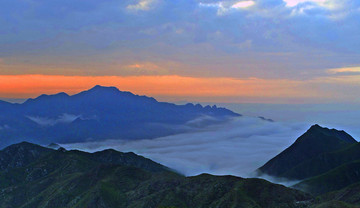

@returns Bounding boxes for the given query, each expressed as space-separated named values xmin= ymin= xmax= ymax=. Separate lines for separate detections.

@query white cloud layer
xmin=28 ymin=113 xmax=80 ymax=126
xmin=61 ymin=116 xmax=309 ymax=178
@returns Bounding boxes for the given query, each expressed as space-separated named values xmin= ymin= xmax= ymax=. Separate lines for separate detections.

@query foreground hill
xmin=0 ymin=85 xmax=240 ymax=148
xmin=317 ymin=182 xmax=360 ymax=206
xmin=255 ymin=124 xmax=360 ymax=206
xmin=0 ymin=142 xmax=312 ymax=208
xmin=293 ymin=159 xmax=360 ymax=195
xmin=257 ymin=124 xmax=357 ymax=180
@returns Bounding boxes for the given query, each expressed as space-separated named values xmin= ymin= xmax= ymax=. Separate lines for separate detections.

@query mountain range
xmin=0 ymin=85 xmax=239 ymax=148
xmin=0 ymin=142 xmax=312 ymax=208
xmin=3 ymin=87 xmax=360 ymax=207
xmin=2 ymin=125 xmax=360 ymax=207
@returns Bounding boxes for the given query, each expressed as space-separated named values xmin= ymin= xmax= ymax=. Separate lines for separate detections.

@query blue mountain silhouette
xmin=0 ymin=85 xmax=240 ymax=147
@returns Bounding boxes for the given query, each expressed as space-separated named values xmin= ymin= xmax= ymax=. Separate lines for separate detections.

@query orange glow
xmin=0 ymin=74 xmax=324 ymax=102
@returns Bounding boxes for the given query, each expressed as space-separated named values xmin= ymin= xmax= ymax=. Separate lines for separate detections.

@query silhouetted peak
xmin=307 ymin=124 xmax=337 ymax=134
xmin=96 ymin=149 xmax=119 ymax=154
xmin=38 ymin=92 xmax=69 ymax=99
xmin=76 ymin=85 xmax=137 ymax=99
xmin=24 ymin=92 xmax=69 ymax=104
xmin=89 ymin=85 xmax=120 ymax=92
xmin=304 ymin=124 xmax=356 ymax=144
xmin=57 ymin=147 xmax=67 ymax=152
xmin=0 ymin=100 xmax=13 ymax=106
xmin=3 ymin=141 xmax=42 ymax=150
xmin=308 ymin=124 xmax=323 ymax=131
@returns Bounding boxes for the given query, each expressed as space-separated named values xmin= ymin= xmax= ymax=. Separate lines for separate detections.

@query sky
xmin=1 ymin=0 xmax=360 ymax=103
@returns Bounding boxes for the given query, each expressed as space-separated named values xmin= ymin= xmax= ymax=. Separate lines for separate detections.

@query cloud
xmin=0 ymin=0 xmax=360 ymax=97
xmin=282 ymin=0 xmax=353 ymax=19
xmin=198 ymin=0 xmax=354 ymax=19
xmin=283 ymin=0 xmax=342 ymax=10
xmin=327 ymin=66 xmax=360 ymax=75
xmin=123 ymin=62 xmax=169 ymax=75
xmin=127 ymin=0 xmax=159 ymax=11
xmin=284 ymin=0 xmax=326 ymax=7
xmin=237 ymin=39 xmax=253 ymax=49
xmin=0 ymin=125 xmax=9 ymax=131
xmin=199 ymin=1 xmax=255 ymax=15
xmin=232 ymin=1 xmax=256 ymax=9
xmin=61 ymin=116 xmax=309 ymax=179
xmin=28 ymin=113 xmax=80 ymax=126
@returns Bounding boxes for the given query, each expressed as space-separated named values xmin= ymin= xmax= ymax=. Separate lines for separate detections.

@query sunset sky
xmin=1 ymin=0 xmax=360 ymax=103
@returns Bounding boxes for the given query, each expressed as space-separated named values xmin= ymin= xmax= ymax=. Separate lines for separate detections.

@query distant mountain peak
xmin=0 ymin=141 xmax=53 ymax=171
xmin=38 ymin=92 xmax=70 ymax=99
xmin=0 ymin=85 xmax=239 ymax=147
xmin=24 ymin=92 xmax=70 ymax=104
xmin=89 ymin=85 xmax=120 ymax=92
xmin=75 ymin=85 xmax=138 ymax=99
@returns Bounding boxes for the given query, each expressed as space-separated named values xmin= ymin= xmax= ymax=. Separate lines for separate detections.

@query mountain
xmin=0 ymin=85 xmax=240 ymax=148
xmin=317 ymin=182 xmax=360 ymax=206
xmin=0 ymin=142 xmax=313 ymax=208
xmin=293 ymin=160 xmax=360 ymax=196
xmin=289 ymin=142 xmax=360 ymax=196
xmin=0 ymin=142 xmax=53 ymax=171
xmin=281 ymin=142 xmax=360 ymax=182
xmin=254 ymin=124 xmax=360 ymax=206
xmin=257 ymin=124 xmax=357 ymax=180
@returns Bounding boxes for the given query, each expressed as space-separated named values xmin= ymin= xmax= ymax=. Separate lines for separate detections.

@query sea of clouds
xmin=61 ymin=116 xmax=310 ymax=179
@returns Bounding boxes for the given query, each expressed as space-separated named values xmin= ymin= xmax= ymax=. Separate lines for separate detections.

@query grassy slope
xmin=0 ymin=144 xmax=312 ymax=208
xmin=282 ymin=143 xmax=360 ymax=180
xmin=293 ymin=160 xmax=360 ymax=196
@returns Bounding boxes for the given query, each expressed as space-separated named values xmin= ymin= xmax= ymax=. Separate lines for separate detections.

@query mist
xmin=61 ymin=116 xmax=310 ymax=179
xmin=27 ymin=113 xmax=80 ymax=126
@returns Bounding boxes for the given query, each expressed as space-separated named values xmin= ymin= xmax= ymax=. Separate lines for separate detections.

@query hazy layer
xmin=62 ymin=116 xmax=309 ymax=178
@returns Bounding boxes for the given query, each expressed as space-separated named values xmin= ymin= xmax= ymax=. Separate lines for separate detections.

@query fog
xmin=61 ymin=116 xmax=310 ymax=178
xmin=0 ymin=125 xmax=9 ymax=131
xmin=27 ymin=113 xmax=80 ymax=126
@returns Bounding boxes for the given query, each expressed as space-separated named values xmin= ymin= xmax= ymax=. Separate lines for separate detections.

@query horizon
xmin=2 ymin=1 xmax=360 ymax=206
xmin=2 ymin=83 xmax=360 ymax=105
xmin=2 ymin=84 xmax=360 ymax=141
xmin=0 ymin=0 xmax=360 ymax=104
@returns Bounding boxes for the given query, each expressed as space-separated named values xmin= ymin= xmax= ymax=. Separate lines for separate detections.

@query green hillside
xmin=282 ymin=143 xmax=360 ymax=180
xmin=0 ymin=142 xmax=312 ymax=208
xmin=293 ymin=160 xmax=360 ymax=196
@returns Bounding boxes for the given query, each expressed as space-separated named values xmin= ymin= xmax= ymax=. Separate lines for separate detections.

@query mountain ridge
xmin=0 ymin=85 xmax=240 ymax=148
xmin=257 ymin=124 xmax=357 ymax=180
xmin=0 ymin=141 xmax=313 ymax=208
